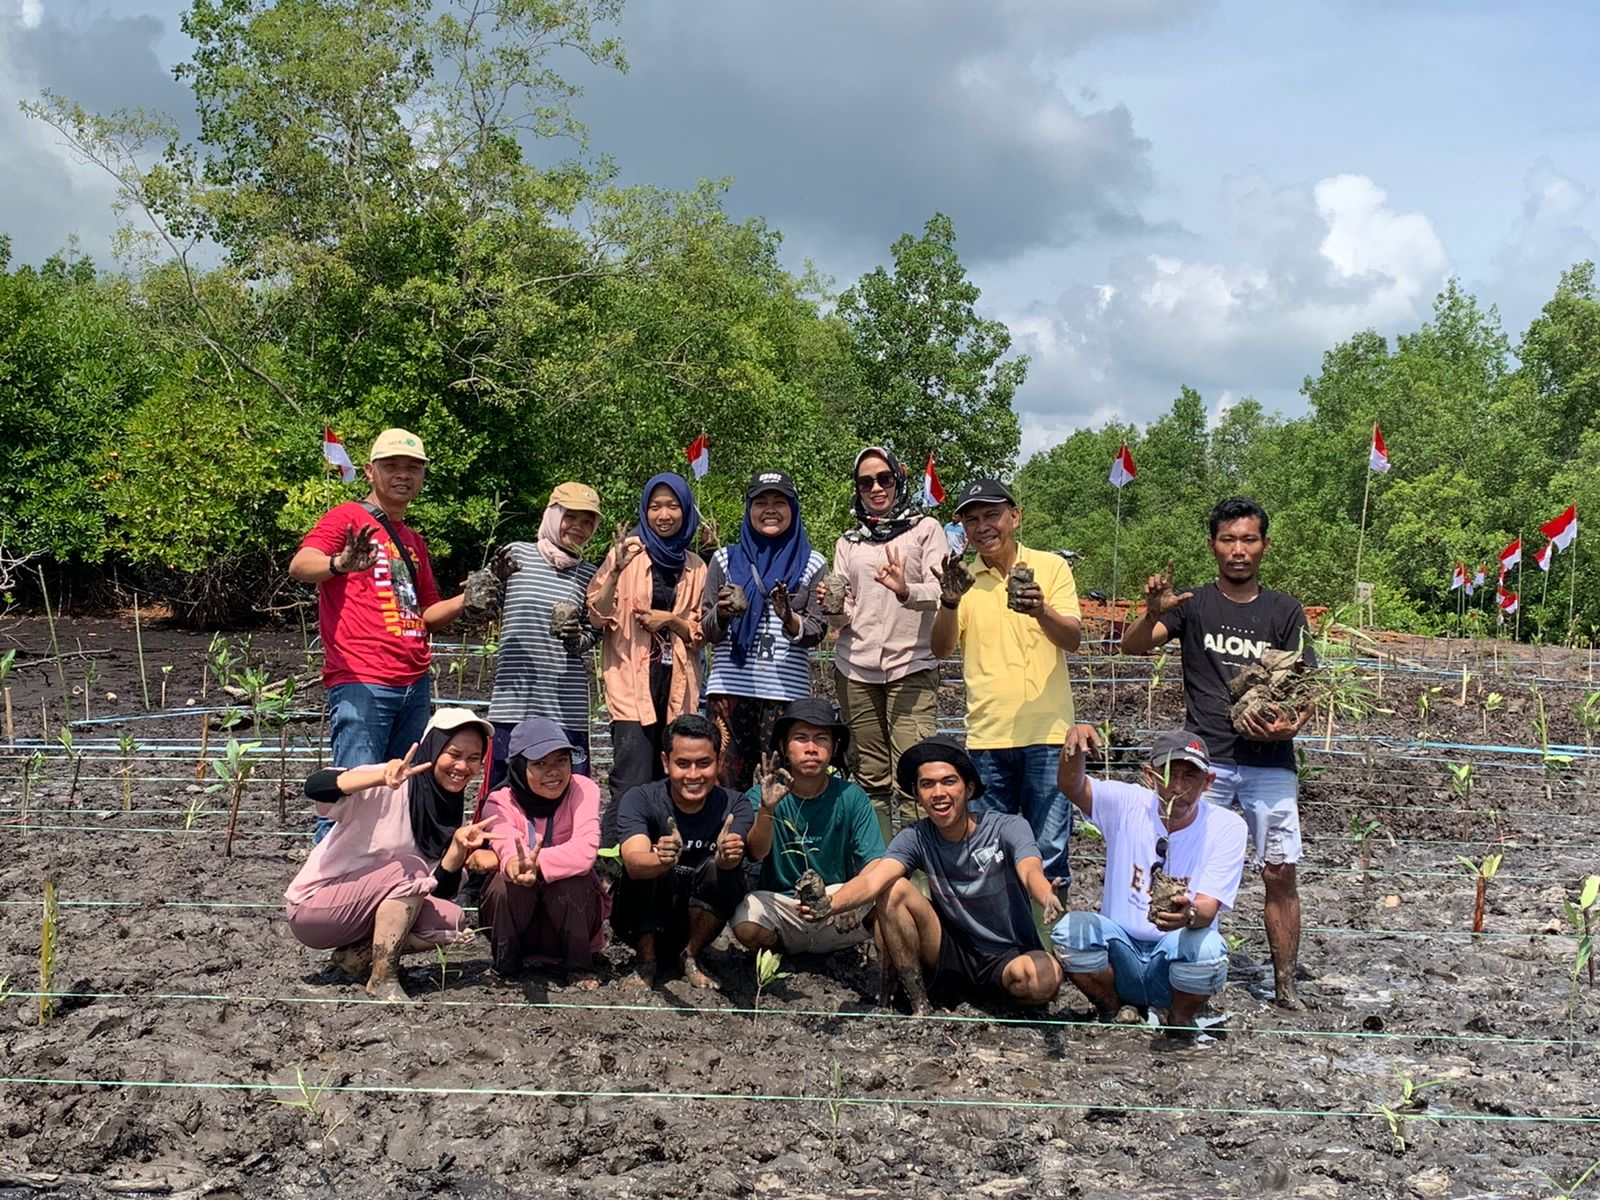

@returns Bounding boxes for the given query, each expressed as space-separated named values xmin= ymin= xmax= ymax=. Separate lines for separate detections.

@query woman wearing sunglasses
xmin=821 ymin=447 xmax=950 ymax=839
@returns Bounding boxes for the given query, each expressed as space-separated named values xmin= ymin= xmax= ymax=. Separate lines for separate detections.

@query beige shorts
xmin=731 ymin=886 xmax=873 ymax=955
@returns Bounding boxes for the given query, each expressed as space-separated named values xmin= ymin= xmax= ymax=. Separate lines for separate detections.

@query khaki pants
xmin=834 ymin=667 xmax=939 ymax=839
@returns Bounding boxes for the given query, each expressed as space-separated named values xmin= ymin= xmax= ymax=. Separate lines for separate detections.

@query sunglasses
xmin=1153 ymin=835 xmax=1170 ymax=875
xmin=855 ymin=470 xmax=897 ymax=491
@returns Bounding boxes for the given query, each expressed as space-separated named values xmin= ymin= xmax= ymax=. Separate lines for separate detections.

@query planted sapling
xmin=58 ymin=727 xmax=82 ymax=809
xmin=20 ymin=750 xmax=44 ymax=824
xmin=39 ymin=870 xmax=59 ymax=1026
xmin=1350 ymin=815 xmax=1382 ymax=887
xmin=754 ymin=947 xmax=791 ymax=1013
xmin=275 ymin=1065 xmax=349 ymax=1139
xmin=1449 ymin=763 xmax=1474 ymax=840
xmin=210 ymin=737 xmax=262 ymax=858
xmin=0 ymin=648 xmax=14 ymax=745
xmin=81 ymin=658 xmax=98 ymax=719
xmin=1480 ymin=691 xmax=1504 ymax=737
xmin=1456 ymin=853 xmax=1502 ymax=934
xmin=159 ymin=664 xmax=173 ymax=710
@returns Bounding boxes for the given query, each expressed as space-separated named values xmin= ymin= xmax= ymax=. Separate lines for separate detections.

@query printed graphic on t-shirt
xmin=1128 ymin=862 xmax=1190 ymax=898
xmin=372 ymin=536 xmax=425 ymax=639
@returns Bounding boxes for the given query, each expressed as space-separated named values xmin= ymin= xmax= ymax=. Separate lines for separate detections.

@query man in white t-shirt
xmin=1050 ymin=726 xmax=1246 ymax=1043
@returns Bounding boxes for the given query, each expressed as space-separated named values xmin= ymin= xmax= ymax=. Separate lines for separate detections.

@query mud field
xmin=1 ymin=613 xmax=1597 ymax=1199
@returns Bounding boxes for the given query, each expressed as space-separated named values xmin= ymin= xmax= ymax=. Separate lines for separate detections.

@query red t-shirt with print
xmin=299 ymin=501 xmax=441 ymax=687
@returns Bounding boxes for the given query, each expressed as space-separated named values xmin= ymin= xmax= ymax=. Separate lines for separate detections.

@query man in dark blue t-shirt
xmin=1120 ymin=496 xmax=1314 ymax=1010
xmin=615 ymin=714 xmax=754 ymax=990
xmin=800 ymin=736 xmax=1064 ymax=1014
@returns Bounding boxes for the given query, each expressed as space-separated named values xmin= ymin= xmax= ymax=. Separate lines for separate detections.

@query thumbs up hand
xmin=714 ymin=810 xmax=745 ymax=870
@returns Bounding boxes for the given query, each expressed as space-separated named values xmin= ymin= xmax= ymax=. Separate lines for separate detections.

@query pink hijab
xmin=537 ymin=505 xmax=580 ymax=570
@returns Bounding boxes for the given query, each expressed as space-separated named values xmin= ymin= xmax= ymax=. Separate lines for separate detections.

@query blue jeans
xmin=316 ymin=678 xmax=432 ymax=843
xmin=969 ymin=745 xmax=1073 ymax=889
xmin=1052 ymin=911 xmax=1228 ymax=1006
xmin=490 ymin=721 xmax=592 ymax=791
xmin=1204 ymin=763 xmax=1302 ymax=867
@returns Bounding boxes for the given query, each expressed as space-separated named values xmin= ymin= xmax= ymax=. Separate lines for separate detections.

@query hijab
xmin=637 ymin=472 xmax=700 ymax=574
xmin=408 ymin=724 xmax=486 ymax=862
xmin=537 ymin=504 xmax=580 ymax=571
xmin=506 ymin=754 xmax=571 ymax=828
xmin=727 ymin=488 xmax=815 ymax=665
xmin=842 ymin=446 xmax=926 ymax=544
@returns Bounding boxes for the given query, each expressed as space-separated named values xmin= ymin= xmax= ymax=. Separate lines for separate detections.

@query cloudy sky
xmin=5 ymin=0 xmax=1598 ymax=457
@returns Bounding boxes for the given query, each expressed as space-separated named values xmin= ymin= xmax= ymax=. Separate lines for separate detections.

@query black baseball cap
xmin=746 ymin=469 xmax=798 ymax=501
xmin=1147 ymin=730 xmax=1211 ymax=772
xmin=952 ymin=478 xmax=1017 ymax=514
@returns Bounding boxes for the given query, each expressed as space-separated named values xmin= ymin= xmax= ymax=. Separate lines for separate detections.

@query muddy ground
xmin=1 ymin=613 xmax=1598 ymax=1199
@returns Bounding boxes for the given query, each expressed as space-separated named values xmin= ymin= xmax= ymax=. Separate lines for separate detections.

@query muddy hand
xmin=336 ymin=523 xmax=380 ymax=574
xmin=799 ymin=893 xmax=833 ymax=923
xmin=1153 ymin=893 xmax=1194 ymax=932
xmin=934 ymin=552 xmax=974 ymax=606
xmin=383 ymin=742 xmax=432 ymax=789
xmin=755 ymin=751 xmax=792 ymax=812
xmin=714 ymin=812 xmax=744 ymax=868
xmin=612 ymin=522 xmax=643 ymax=571
xmin=768 ymin=582 xmax=793 ymax=624
xmin=1144 ymin=559 xmax=1194 ymax=617
xmin=490 ymin=545 xmax=522 ymax=582
xmin=656 ymin=817 xmax=683 ymax=865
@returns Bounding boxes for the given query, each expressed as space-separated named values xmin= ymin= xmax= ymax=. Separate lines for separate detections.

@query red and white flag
xmin=322 ymin=426 xmax=356 ymax=483
xmin=1449 ymin=562 xmax=1466 ymax=591
xmin=921 ymin=452 xmax=945 ymax=507
xmin=1369 ymin=423 xmax=1390 ymax=474
xmin=1498 ymin=538 xmax=1522 ymax=573
xmin=1497 ymin=585 xmax=1518 ymax=614
xmin=684 ymin=434 xmax=710 ymax=480
xmin=1535 ymin=541 xmax=1554 ymax=572
xmin=1109 ymin=443 xmax=1137 ymax=489
xmin=1473 ymin=565 xmax=1486 ymax=587
xmin=1540 ymin=504 xmax=1578 ymax=552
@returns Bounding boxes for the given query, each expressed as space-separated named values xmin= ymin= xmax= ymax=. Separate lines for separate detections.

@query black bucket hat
xmin=768 ymin=697 xmax=850 ymax=769
xmin=895 ymin=736 xmax=985 ymax=801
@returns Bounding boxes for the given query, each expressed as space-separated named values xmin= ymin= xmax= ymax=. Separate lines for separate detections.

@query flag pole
xmin=1353 ymin=469 xmax=1373 ymax=618
xmin=1110 ymin=482 xmax=1123 ymax=706
xmin=1570 ymin=538 xmax=1579 ymax=631
xmin=1515 ymin=551 xmax=1523 ymax=642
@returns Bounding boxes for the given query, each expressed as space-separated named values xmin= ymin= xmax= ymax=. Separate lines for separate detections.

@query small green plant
xmin=39 ymin=871 xmax=59 ymax=1027
xmin=117 ymin=732 xmax=139 ymax=811
xmin=58 ymin=727 xmax=82 ymax=808
xmin=1416 ymin=684 xmax=1443 ymax=739
xmin=476 ymin=628 xmax=500 ymax=691
xmin=1370 ymin=1072 xmax=1445 ymax=1154
xmin=1480 ymin=690 xmax=1504 ymax=736
xmin=754 ymin=947 xmax=791 ymax=1013
xmin=1449 ymin=763 xmax=1475 ymax=839
xmin=179 ymin=790 xmax=209 ymax=848
xmin=1296 ymin=744 xmax=1326 ymax=783
xmin=20 ymin=750 xmax=45 ymax=824
xmin=1095 ymin=720 xmax=1114 ymax=780
xmin=1076 ymin=818 xmax=1103 ymax=840
xmin=1535 ymin=1156 xmax=1600 ymax=1199
xmin=275 ymin=1065 xmax=349 ymax=1138
xmin=1456 ymin=853 xmax=1503 ymax=934
xmin=1350 ymin=815 xmax=1382 ymax=885
xmin=434 ymin=944 xmax=457 ymax=993
xmin=0 ymin=972 xmax=13 ymax=1003
xmin=1146 ymin=650 xmax=1169 ymax=726
xmin=205 ymin=634 xmax=240 ymax=698
xmin=159 ymin=663 xmax=174 ymax=710
xmin=1224 ymin=932 xmax=1247 ymax=953
xmin=209 ymin=738 xmax=261 ymax=858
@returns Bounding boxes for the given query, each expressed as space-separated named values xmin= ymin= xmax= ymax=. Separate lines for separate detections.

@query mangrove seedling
xmin=1370 ymin=1072 xmax=1445 ymax=1154
xmin=0 ymin=647 xmax=15 ymax=745
xmin=208 ymin=738 xmax=262 ymax=858
xmin=117 ymin=732 xmax=139 ymax=811
xmin=1480 ymin=691 xmax=1504 ymax=737
xmin=275 ymin=1066 xmax=348 ymax=1138
xmin=1450 ymin=763 xmax=1475 ymax=840
xmin=1457 ymin=853 xmax=1503 ymax=934
xmin=1576 ymin=691 xmax=1600 ymax=782
xmin=159 ymin=664 xmax=173 ymax=710
xmin=754 ymin=947 xmax=791 ymax=1014
xmin=1146 ymin=650 xmax=1170 ymax=727
xmin=1350 ymin=815 xmax=1382 ymax=885
xmin=1416 ymin=684 xmax=1443 ymax=740
xmin=1095 ymin=720 xmax=1114 ymax=780
xmin=179 ymin=790 xmax=209 ymax=849
xmin=132 ymin=593 xmax=151 ymax=709
xmin=58 ymin=727 xmax=82 ymax=809
xmin=1534 ymin=1156 xmax=1600 ymax=1200
xmin=20 ymin=750 xmax=45 ymax=824
xmin=39 ymin=870 xmax=59 ymax=1026
xmin=81 ymin=658 xmax=99 ymax=720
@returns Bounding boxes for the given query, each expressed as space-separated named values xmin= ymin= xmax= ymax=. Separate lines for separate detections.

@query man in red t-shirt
xmin=291 ymin=428 xmax=465 ymax=837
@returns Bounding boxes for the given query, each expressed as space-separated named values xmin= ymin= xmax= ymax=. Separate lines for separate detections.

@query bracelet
xmin=328 ymin=554 xmax=346 ymax=577
xmin=940 ymin=598 xmax=960 ymax=610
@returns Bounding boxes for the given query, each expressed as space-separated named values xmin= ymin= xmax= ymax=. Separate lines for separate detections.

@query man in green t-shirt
xmin=732 ymin=698 xmax=886 ymax=955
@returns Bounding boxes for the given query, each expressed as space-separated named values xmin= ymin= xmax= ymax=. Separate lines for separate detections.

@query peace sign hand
xmin=506 ymin=833 xmax=542 ymax=887
xmin=382 ymin=743 xmax=432 ymax=790
xmin=1143 ymin=559 xmax=1194 ymax=618
xmin=874 ymin=545 xmax=910 ymax=602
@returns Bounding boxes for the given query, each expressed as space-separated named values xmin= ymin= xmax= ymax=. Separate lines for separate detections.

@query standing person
xmin=1052 ymin=725 xmax=1246 ymax=1044
xmin=800 ymin=737 xmax=1064 ymax=1014
xmin=930 ymin=478 xmax=1081 ymax=896
xmin=283 ymin=707 xmax=498 ymax=1002
xmin=702 ymin=470 xmax=827 ymax=792
xmin=587 ymin=473 xmax=707 ymax=843
xmin=1118 ymin=496 xmax=1315 ymax=1009
xmin=487 ymin=482 xmax=604 ymax=789
xmin=290 ymin=429 xmax=466 ymax=838
xmin=729 ymin=698 xmax=886 ymax=958
xmin=478 ymin=718 xmax=606 ymax=989
xmin=825 ymin=447 xmax=949 ymax=837
xmin=613 ymin=714 xmax=754 ymax=989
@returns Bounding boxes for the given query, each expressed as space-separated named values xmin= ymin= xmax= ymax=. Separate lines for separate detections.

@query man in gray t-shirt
xmin=800 ymin=736 xmax=1064 ymax=1013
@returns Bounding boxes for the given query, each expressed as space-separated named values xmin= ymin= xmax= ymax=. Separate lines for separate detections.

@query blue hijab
xmin=638 ymin=473 xmax=700 ymax=574
xmin=728 ymin=489 xmax=814 ymax=664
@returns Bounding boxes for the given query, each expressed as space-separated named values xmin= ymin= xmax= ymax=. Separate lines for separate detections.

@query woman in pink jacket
xmin=479 ymin=717 xmax=608 ymax=989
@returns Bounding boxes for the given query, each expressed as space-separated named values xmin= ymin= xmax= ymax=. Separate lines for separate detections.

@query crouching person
xmin=801 ymin=737 xmax=1063 ymax=1014
xmin=730 ymin=698 xmax=886 ymax=957
xmin=284 ymin=708 xmax=498 ymax=1002
xmin=613 ymin=714 xmax=754 ymax=990
xmin=479 ymin=718 xmax=607 ymax=990
xmin=1051 ymin=726 xmax=1245 ymax=1043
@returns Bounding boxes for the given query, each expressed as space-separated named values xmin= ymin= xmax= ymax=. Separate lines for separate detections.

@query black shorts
xmin=932 ymin=924 xmax=1031 ymax=1002
xmin=610 ymin=858 xmax=749 ymax=951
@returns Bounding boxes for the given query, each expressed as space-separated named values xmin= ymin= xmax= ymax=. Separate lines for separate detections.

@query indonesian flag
xmin=1369 ymin=424 xmax=1390 ymax=474
xmin=1497 ymin=585 xmax=1519 ymax=615
xmin=1498 ymin=538 xmax=1522 ymax=573
xmin=322 ymin=426 xmax=356 ymax=482
xmin=921 ymin=452 xmax=945 ymax=507
xmin=685 ymin=434 xmax=710 ymax=480
xmin=1449 ymin=562 xmax=1466 ymax=591
xmin=1535 ymin=541 xmax=1554 ymax=573
xmin=1473 ymin=565 xmax=1486 ymax=587
xmin=1109 ymin=442 xmax=1137 ymax=489
xmin=1541 ymin=504 xmax=1578 ymax=552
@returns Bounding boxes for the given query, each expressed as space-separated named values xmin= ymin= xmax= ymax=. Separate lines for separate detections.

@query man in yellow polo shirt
xmin=932 ymin=478 xmax=1081 ymax=895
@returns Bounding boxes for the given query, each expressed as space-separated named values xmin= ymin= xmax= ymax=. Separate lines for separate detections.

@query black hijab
xmin=408 ymin=724 xmax=485 ymax=861
xmin=506 ymin=753 xmax=570 ymax=826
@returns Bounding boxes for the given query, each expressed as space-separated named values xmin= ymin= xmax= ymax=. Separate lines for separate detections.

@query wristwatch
xmin=328 ymin=554 xmax=347 ymax=576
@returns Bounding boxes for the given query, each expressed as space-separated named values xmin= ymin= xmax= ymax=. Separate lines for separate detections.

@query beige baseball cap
xmin=369 ymin=428 xmax=429 ymax=463
xmin=549 ymin=481 xmax=601 ymax=515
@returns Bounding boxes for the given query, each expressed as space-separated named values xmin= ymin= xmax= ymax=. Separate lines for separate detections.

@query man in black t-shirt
xmin=615 ymin=714 xmax=756 ymax=990
xmin=1120 ymin=497 xmax=1314 ymax=1010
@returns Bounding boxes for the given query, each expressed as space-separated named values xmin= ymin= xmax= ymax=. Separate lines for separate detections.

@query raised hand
xmin=506 ymin=833 xmax=542 ymax=886
xmin=612 ymin=521 xmax=644 ymax=572
xmin=1062 ymin=722 xmax=1104 ymax=759
xmin=933 ymin=552 xmax=975 ymax=607
xmin=490 ymin=545 xmax=521 ymax=583
xmin=754 ymin=751 xmax=792 ymax=813
xmin=383 ymin=742 xmax=433 ymax=790
xmin=335 ymin=523 xmax=380 ymax=574
xmin=655 ymin=816 xmax=683 ymax=866
xmin=714 ymin=583 xmax=747 ymax=621
xmin=768 ymin=582 xmax=794 ymax=627
xmin=451 ymin=814 xmax=503 ymax=855
xmin=873 ymin=545 xmax=909 ymax=601
xmin=714 ymin=812 xmax=745 ymax=869
xmin=1142 ymin=559 xmax=1194 ymax=618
